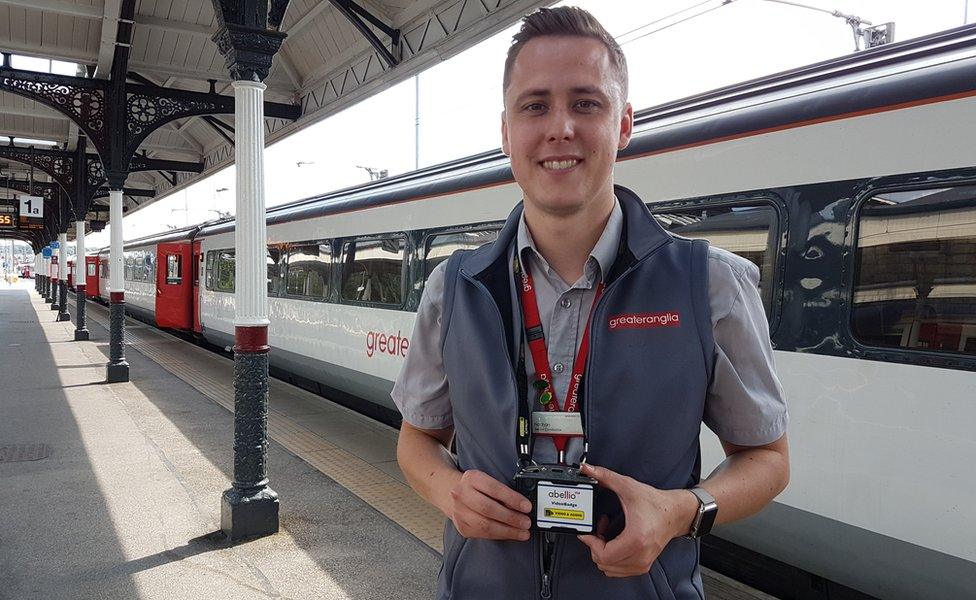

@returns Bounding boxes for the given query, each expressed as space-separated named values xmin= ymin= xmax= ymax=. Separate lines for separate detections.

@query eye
xmin=575 ymin=99 xmax=600 ymax=111
xmin=522 ymin=102 xmax=546 ymax=113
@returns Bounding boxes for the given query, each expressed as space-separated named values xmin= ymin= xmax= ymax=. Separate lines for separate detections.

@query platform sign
xmin=18 ymin=195 xmax=44 ymax=230
xmin=42 ymin=247 xmax=52 ymax=258
xmin=50 ymin=241 xmax=60 ymax=249
xmin=0 ymin=201 xmax=16 ymax=229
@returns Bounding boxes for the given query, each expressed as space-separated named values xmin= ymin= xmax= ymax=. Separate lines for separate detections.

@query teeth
xmin=542 ymin=159 xmax=579 ymax=170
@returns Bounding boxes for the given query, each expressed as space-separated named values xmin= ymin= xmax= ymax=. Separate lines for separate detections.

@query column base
xmin=45 ymin=298 xmax=54 ymax=304
xmin=50 ymin=303 xmax=59 ymax=310
xmin=106 ymin=361 xmax=130 ymax=383
xmin=74 ymin=329 xmax=90 ymax=341
xmin=57 ymin=313 xmax=71 ymax=322
xmin=221 ymin=487 xmax=279 ymax=541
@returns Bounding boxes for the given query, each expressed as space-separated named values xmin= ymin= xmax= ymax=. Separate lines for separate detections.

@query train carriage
xmin=89 ymin=25 xmax=976 ymax=600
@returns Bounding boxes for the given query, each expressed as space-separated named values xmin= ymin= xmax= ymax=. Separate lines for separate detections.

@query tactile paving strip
xmin=84 ymin=305 xmax=445 ymax=552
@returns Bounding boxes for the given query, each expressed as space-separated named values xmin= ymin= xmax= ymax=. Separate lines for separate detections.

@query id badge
xmin=531 ymin=411 xmax=584 ymax=436
xmin=535 ymin=481 xmax=594 ymax=532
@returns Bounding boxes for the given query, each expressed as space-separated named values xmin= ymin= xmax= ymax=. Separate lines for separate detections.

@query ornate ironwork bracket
xmin=0 ymin=144 xmax=77 ymax=196
xmin=329 ymin=0 xmax=401 ymax=68
xmin=0 ymin=66 xmax=298 ymax=184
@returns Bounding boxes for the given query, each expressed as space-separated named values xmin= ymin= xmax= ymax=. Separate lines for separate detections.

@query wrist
xmin=433 ymin=468 xmax=463 ymax=517
xmin=669 ymin=489 xmax=700 ymax=539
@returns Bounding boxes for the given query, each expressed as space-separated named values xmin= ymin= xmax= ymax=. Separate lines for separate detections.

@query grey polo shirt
xmin=392 ymin=199 xmax=788 ymax=464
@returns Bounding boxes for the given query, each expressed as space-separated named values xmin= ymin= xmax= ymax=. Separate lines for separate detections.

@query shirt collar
xmin=516 ymin=197 xmax=623 ymax=284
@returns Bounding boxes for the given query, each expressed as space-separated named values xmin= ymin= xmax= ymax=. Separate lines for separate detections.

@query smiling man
xmin=393 ymin=7 xmax=790 ymax=599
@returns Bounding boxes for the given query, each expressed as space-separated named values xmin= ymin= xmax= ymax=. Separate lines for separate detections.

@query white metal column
xmin=109 ymin=190 xmax=123 ymax=293
xmin=233 ymin=79 xmax=270 ymax=329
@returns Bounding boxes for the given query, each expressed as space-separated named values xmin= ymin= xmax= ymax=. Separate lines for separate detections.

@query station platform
xmin=0 ymin=279 xmax=776 ymax=600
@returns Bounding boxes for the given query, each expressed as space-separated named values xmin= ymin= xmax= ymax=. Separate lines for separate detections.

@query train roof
xmin=130 ymin=23 xmax=976 ymax=243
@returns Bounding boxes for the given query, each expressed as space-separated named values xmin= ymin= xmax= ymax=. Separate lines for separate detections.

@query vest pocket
xmin=649 ymin=561 xmax=678 ymax=600
xmin=440 ymin=527 xmax=469 ymax=598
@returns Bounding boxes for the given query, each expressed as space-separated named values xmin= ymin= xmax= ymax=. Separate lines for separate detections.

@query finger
xmin=598 ymin=565 xmax=644 ymax=578
xmin=469 ymin=471 xmax=533 ymax=513
xmin=580 ymin=463 xmax=632 ymax=499
xmin=456 ymin=507 xmax=531 ymax=541
xmin=595 ymin=514 xmax=609 ymax=539
xmin=459 ymin=485 xmax=532 ymax=530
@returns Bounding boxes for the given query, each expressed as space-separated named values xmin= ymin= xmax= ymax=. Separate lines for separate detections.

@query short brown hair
xmin=503 ymin=7 xmax=628 ymax=107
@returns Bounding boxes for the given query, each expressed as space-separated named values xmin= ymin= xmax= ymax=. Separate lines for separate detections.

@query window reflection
xmin=853 ymin=186 xmax=976 ymax=356
xmin=653 ymin=205 xmax=777 ymax=318
xmin=286 ymin=243 xmax=331 ymax=299
xmin=341 ymin=236 xmax=405 ymax=305
xmin=425 ymin=229 xmax=500 ymax=279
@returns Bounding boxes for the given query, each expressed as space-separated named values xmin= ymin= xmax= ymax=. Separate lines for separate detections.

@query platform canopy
xmin=0 ymin=0 xmax=548 ymax=228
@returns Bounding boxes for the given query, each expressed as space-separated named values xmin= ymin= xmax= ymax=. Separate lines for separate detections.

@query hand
xmin=576 ymin=463 xmax=697 ymax=578
xmin=446 ymin=470 xmax=533 ymax=541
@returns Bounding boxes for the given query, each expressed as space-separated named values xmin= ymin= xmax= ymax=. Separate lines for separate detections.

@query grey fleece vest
xmin=438 ymin=186 xmax=714 ymax=600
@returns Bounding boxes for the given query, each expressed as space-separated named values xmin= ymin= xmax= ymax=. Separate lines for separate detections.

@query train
xmin=80 ymin=24 xmax=976 ymax=600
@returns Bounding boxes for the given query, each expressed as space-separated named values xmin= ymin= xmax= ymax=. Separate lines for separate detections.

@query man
xmin=393 ymin=7 xmax=789 ymax=599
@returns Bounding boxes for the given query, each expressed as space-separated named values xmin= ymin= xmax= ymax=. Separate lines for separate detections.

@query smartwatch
xmin=686 ymin=487 xmax=718 ymax=539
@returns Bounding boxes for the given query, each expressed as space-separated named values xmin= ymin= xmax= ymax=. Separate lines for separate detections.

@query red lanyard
xmin=516 ymin=255 xmax=604 ymax=454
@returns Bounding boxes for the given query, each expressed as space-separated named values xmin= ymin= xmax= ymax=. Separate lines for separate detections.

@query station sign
xmin=18 ymin=195 xmax=44 ymax=230
xmin=51 ymin=241 xmax=60 ymax=249
xmin=42 ymin=247 xmax=52 ymax=258
xmin=0 ymin=201 xmax=16 ymax=229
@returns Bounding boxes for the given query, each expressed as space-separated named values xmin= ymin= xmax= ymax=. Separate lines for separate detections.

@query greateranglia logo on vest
xmin=608 ymin=311 xmax=681 ymax=330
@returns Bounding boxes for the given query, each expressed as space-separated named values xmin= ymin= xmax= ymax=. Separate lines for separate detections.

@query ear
xmin=501 ymin=110 xmax=510 ymax=156
xmin=617 ymin=102 xmax=634 ymax=150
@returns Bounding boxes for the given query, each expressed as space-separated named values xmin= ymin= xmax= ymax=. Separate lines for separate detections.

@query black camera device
xmin=515 ymin=464 xmax=597 ymax=535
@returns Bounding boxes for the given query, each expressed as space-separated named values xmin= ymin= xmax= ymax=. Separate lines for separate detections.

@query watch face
xmin=698 ymin=505 xmax=718 ymax=537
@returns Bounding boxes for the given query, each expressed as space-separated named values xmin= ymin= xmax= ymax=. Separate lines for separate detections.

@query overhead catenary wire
xmin=615 ymin=0 xmax=720 ymax=41
xmin=618 ymin=0 xmax=737 ymax=46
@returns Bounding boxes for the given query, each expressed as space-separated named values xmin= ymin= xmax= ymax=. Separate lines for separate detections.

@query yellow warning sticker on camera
xmin=544 ymin=508 xmax=585 ymax=521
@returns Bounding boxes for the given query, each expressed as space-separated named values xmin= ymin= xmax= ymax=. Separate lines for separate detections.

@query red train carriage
xmin=85 ymin=256 xmax=100 ymax=298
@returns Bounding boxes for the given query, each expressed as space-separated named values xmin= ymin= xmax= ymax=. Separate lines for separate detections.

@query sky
xmin=50 ymin=0 xmax=976 ymax=250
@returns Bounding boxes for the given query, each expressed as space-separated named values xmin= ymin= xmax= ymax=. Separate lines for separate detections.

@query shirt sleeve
xmin=703 ymin=247 xmax=789 ymax=446
xmin=390 ymin=260 xmax=454 ymax=429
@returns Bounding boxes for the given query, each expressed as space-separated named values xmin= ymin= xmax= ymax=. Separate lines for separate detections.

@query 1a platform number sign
xmin=18 ymin=195 xmax=44 ymax=230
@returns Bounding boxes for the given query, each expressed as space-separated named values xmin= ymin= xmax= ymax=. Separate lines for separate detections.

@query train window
xmin=205 ymin=251 xmax=215 ymax=290
xmin=100 ymin=258 xmax=109 ymax=279
xmin=215 ymin=250 xmax=236 ymax=293
xmin=267 ymin=247 xmax=283 ymax=297
xmin=145 ymin=252 xmax=155 ymax=283
xmin=135 ymin=255 xmax=146 ymax=282
xmin=652 ymin=204 xmax=778 ymax=318
xmin=340 ymin=235 xmax=405 ymax=306
xmin=285 ymin=244 xmax=331 ymax=300
xmin=87 ymin=263 xmax=96 ymax=277
xmin=424 ymin=228 xmax=500 ymax=279
xmin=852 ymin=185 xmax=976 ymax=356
xmin=166 ymin=254 xmax=182 ymax=285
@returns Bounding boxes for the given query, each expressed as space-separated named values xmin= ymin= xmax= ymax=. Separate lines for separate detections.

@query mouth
xmin=540 ymin=158 xmax=582 ymax=171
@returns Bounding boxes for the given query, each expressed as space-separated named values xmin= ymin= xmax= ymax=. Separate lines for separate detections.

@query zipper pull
xmin=540 ymin=573 xmax=552 ymax=599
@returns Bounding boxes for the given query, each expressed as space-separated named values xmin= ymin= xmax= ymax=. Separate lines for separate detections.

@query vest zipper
xmin=538 ymin=531 xmax=558 ymax=599
xmin=583 ymin=252 xmax=665 ymax=460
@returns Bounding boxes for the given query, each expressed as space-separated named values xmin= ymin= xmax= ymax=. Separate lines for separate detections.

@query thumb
xmin=577 ymin=533 xmax=606 ymax=554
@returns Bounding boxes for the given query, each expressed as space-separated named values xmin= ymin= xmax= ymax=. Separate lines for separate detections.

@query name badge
xmin=536 ymin=481 xmax=594 ymax=532
xmin=531 ymin=411 xmax=584 ymax=436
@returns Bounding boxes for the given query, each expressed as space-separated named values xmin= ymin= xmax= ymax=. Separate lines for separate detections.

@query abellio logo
xmin=366 ymin=330 xmax=410 ymax=358
xmin=608 ymin=311 xmax=681 ymax=330
xmin=548 ymin=489 xmax=578 ymax=500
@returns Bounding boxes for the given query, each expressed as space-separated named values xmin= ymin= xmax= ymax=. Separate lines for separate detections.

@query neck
xmin=523 ymin=192 xmax=614 ymax=284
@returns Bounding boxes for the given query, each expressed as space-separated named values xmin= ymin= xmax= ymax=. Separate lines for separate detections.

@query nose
xmin=546 ymin=107 xmax=575 ymax=143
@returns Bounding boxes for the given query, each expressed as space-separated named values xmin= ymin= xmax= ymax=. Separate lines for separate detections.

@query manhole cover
xmin=0 ymin=444 xmax=50 ymax=463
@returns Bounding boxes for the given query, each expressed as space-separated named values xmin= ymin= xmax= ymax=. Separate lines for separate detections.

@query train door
xmin=156 ymin=243 xmax=192 ymax=330
xmin=85 ymin=256 xmax=99 ymax=298
xmin=192 ymin=241 xmax=202 ymax=333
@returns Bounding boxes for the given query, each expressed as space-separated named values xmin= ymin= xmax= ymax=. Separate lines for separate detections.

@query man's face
xmin=502 ymin=36 xmax=633 ymax=216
